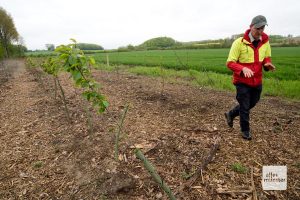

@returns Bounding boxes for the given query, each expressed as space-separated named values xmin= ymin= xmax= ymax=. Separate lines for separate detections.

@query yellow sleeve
xmin=265 ymin=41 xmax=271 ymax=58
xmin=263 ymin=41 xmax=272 ymax=64
xmin=227 ymin=38 xmax=242 ymax=63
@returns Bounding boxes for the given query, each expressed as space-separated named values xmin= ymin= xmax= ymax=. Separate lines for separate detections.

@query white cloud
xmin=1 ymin=0 xmax=300 ymax=50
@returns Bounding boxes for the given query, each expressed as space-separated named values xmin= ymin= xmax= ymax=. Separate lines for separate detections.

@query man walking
xmin=225 ymin=15 xmax=276 ymax=140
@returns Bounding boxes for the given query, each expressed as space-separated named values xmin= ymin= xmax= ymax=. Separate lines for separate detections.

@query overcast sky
xmin=2 ymin=0 xmax=300 ymax=50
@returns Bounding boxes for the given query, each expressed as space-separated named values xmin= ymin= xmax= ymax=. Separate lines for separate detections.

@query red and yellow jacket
xmin=226 ymin=29 xmax=272 ymax=87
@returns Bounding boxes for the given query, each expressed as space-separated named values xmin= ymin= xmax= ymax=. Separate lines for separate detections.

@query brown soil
xmin=0 ymin=59 xmax=299 ymax=200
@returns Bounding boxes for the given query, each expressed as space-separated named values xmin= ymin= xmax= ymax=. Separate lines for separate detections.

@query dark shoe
xmin=224 ymin=112 xmax=233 ymax=128
xmin=241 ymin=131 xmax=252 ymax=140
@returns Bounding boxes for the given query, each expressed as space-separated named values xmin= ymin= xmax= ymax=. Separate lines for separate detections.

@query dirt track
xmin=0 ymin=59 xmax=299 ymax=199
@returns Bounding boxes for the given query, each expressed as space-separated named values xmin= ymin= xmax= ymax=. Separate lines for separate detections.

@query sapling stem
xmin=114 ymin=104 xmax=129 ymax=160
xmin=57 ymin=78 xmax=71 ymax=122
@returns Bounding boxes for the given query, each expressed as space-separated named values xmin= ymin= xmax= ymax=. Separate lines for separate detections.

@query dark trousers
xmin=229 ymin=83 xmax=262 ymax=132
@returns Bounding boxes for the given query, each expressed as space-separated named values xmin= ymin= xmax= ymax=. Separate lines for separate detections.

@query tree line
xmin=0 ymin=7 xmax=26 ymax=60
xmin=45 ymin=43 xmax=104 ymax=51
xmin=117 ymin=34 xmax=300 ymax=52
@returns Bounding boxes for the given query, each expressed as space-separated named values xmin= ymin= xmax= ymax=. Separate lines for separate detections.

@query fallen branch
xmin=253 ymin=160 xmax=262 ymax=167
xmin=216 ymin=188 xmax=253 ymax=194
xmin=177 ymin=139 xmax=220 ymax=193
xmin=135 ymin=148 xmax=176 ymax=200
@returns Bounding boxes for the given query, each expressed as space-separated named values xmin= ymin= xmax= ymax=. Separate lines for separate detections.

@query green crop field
xmin=93 ymin=47 xmax=300 ymax=100
xmin=25 ymin=51 xmax=57 ymax=57
xmin=93 ymin=47 xmax=300 ymax=81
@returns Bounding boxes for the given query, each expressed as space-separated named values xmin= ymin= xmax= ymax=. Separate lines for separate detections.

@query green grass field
xmin=93 ymin=47 xmax=300 ymax=100
xmin=93 ymin=47 xmax=300 ymax=81
xmin=25 ymin=51 xmax=57 ymax=57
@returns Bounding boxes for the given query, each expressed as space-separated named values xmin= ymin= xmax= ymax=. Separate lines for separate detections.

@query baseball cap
xmin=251 ymin=15 xmax=268 ymax=28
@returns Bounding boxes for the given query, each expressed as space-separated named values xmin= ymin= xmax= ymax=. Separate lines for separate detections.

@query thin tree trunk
xmin=85 ymin=102 xmax=93 ymax=135
xmin=54 ymin=77 xmax=58 ymax=100
xmin=57 ymin=78 xmax=71 ymax=122
xmin=1 ymin=37 xmax=10 ymax=58
xmin=4 ymin=43 xmax=9 ymax=58
xmin=114 ymin=104 xmax=129 ymax=160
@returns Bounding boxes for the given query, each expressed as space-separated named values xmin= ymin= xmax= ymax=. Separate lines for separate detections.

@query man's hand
xmin=264 ymin=63 xmax=276 ymax=71
xmin=242 ymin=67 xmax=254 ymax=78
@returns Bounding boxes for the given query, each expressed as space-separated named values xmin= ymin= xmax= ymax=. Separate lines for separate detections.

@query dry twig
xmin=177 ymin=138 xmax=220 ymax=194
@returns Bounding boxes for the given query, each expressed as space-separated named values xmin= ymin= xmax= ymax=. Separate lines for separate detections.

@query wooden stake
xmin=251 ymin=167 xmax=258 ymax=200
xmin=106 ymin=53 xmax=109 ymax=67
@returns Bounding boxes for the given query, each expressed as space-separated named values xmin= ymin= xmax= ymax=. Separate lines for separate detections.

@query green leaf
xmin=81 ymin=80 xmax=90 ymax=88
xmin=73 ymin=71 xmax=82 ymax=81
xmin=82 ymin=91 xmax=92 ymax=101
xmin=60 ymin=54 xmax=69 ymax=60
xmin=70 ymin=38 xmax=77 ymax=43
xmin=89 ymin=57 xmax=96 ymax=65
xmin=98 ymin=106 xmax=106 ymax=113
xmin=68 ymin=55 xmax=76 ymax=65
xmin=103 ymin=101 xmax=109 ymax=108
xmin=42 ymin=39 xmax=108 ymax=115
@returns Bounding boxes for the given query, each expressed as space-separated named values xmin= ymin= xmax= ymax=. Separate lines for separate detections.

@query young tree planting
xmin=38 ymin=39 xmax=108 ymax=124
xmin=55 ymin=39 xmax=108 ymax=113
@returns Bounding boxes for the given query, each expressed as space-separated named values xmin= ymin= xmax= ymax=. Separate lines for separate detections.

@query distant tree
xmin=0 ymin=7 xmax=19 ymax=58
xmin=140 ymin=37 xmax=179 ymax=50
xmin=127 ymin=44 xmax=135 ymax=50
xmin=8 ymin=44 xmax=27 ymax=57
xmin=117 ymin=44 xmax=136 ymax=52
xmin=76 ymin=43 xmax=104 ymax=50
xmin=18 ymin=36 xmax=25 ymax=47
xmin=231 ymin=33 xmax=243 ymax=40
xmin=17 ymin=36 xmax=27 ymax=56
xmin=46 ymin=44 xmax=55 ymax=51
xmin=221 ymin=37 xmax=234 ymax=48
xmin=117 ymin=46 xmax=128 ymax=52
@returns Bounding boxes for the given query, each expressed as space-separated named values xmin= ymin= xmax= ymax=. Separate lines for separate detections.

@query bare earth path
xmin=0 ymin=59 xmax=299 ymax=199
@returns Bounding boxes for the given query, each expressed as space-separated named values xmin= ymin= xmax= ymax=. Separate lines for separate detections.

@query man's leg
xmin=225 ymin=105 xmax=239 ymax=128
xmin=236 ymin=84 xmax=251 ymax=139
xmin=229 ymin=105 xmax=240 ymax=118
xmin=250 ymin=85 xmax=262 ymax=109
